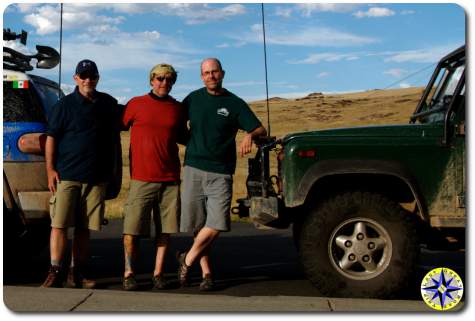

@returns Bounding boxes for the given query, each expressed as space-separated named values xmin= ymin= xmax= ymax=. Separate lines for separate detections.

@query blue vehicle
xmin=3 ymin=29 xmax=63 ymax=256
xmin=4 ymin=29 xmax=122 ymax=258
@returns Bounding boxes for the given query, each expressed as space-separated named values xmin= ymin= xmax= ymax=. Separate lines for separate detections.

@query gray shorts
xmin=180 ymin=166 xmax=233 ymax=233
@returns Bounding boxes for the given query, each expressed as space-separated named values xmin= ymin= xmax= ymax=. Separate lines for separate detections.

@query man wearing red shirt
xmin=121 ymin=64 xmax=187 ymax=291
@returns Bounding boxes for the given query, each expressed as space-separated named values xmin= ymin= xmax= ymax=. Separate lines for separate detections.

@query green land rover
xmin=235 ymin=45 xmax=465 ymax=298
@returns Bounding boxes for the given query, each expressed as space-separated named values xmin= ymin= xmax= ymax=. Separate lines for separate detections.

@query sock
xmin=50 ymin=260 xmax=61 ymax=268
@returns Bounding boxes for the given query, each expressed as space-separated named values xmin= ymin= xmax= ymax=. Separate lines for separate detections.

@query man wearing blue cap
xmin=42 ymin=59 xmax=121 ymax=288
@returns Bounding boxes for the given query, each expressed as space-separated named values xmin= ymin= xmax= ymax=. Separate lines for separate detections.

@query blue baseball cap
xmin=75 ymin=59 xmax=99 ymax=75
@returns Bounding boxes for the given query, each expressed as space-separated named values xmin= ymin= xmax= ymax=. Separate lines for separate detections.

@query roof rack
xmin=3 ymin=28 xmax=27 ymax=44
xmin=3 ymin=29 xmax=60 ymax=72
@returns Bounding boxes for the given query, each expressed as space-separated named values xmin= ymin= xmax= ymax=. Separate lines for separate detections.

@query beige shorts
xmin=49 ymin=180 xmax=107 ymax=231
xmin=123 ymin=179 xmax=180 ymax=236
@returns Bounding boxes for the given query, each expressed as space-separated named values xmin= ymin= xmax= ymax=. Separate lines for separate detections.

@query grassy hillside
xmin=105 ymin=87 xmax=424 ymax=219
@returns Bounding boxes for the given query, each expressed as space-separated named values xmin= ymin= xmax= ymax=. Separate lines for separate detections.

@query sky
xmin=2 ymin=2 xmax=467 ymax=104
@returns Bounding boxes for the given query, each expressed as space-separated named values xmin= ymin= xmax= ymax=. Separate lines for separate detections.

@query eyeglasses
xmin=155 ymin=76 xmax=175 ymax=83
xmin=78 ymin=73 xmax=99 ymax=81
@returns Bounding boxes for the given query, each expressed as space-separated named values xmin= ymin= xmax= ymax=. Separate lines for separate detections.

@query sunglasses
xmin=155 ymin=76 xmax=175 ymax=83
xmin=79 ymin=73 xmax=99 ymax=81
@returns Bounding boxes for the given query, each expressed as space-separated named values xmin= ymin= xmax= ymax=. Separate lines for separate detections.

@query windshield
xmin=418 ymin=60 xmax=465 ymax=123
xmin=429 ymin=64 xmax=464 ymax=103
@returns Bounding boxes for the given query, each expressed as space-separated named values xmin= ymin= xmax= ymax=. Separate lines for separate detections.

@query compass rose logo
xmin=420 ymin=267 xmax=464 ymax=311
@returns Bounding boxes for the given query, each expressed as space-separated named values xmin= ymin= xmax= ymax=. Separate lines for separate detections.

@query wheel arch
xmin=290 ymin=160 xmax=428 ymax=221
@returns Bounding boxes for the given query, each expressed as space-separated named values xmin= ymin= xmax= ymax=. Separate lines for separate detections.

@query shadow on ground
xmin=4 ymin=220 xmax=465 ymax=300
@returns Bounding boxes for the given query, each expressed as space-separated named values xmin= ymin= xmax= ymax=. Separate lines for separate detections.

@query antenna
xmin=58 ymin=3 xmax=63 ymax=95
xmin=261 ymin=3 xmax=271 ymax=137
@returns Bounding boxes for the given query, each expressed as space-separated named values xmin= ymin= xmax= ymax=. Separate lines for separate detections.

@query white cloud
xmin=109 ymin=3 xmax=151 ymax=14
xmin=317 ymin=72 xmax=330 ymax=78
xmin=287 ymin=45 xmax=463 ymax=66
xmin=173 ymin=83 xmax=202 ymax=92
xmin=353 ymin=7 xmax=395 ymax=18
xmin=399 ymin=82 xmax=411 ymax=88
xmin=384 ymin=50 xmax=436 ymax=63
xmin=296 ymin=4 xmax=359 ymax=17
xmin=401 ymin=10 xmax=416 ymax=15
xmin=143 ymin=3 xmax=247 ymax=25
xmin=16 ymin=3 xmax=41 ymax=13
xmin=86 ymin=24 xmax=121 ymax=35
xmin=383 ymin=46 xmax=460 ymax=63
xmin=58 ymin=30 xmax=202 ymax=75
xmin=234 ymin=41 xmax=248 ymax=48
xmin=3 ymin=40 xmax=33 ymax=55
xmin=22 ymin=4 xmax=126 ymax=35
xmin=227 ymin=81 xmax=265 ymax=88
xmin=23 ymin=5 xmax=59 ymax=35
xmin=384 ymin=68 xmax=407 ymax=77
xmin=251 ymin=24 xmax=262 ymax=33
xmin=232 ymin=26 xmax=377 ymax=47
xmin=115 ymin=96 xmax=128 ymax=104
xmin=20 ymin=3 xmax=247 ymax=36
xmin=274 ymin=7 xmax=293 ymax=18
xmin=288 ymin=52 xmax=361 ymax=64
xmin=273 ymin=82 xmax=299 ymax=90
xmin=216 ymin=43 xmax=230 ymax=49
xmin=60 ymin=83 xmax=75 ymax=95
xmin=222 ymin=4 xmax=246 ymax=16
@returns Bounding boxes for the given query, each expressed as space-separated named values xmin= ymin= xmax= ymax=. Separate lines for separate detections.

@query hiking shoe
xmin=199 ymin=274 xmax=215 ymax=292
xmin=66 ymin=267 xmax=96 ymax=289
xmin=176 ymin=251 xmax=190 ymax=287
xmin=41 ymin=265 xmax=63 ymax=288
xmin=152 ymin=274 xmax=168 ymax=290
xmin=123 ymin=274 xmax=138 ymax=291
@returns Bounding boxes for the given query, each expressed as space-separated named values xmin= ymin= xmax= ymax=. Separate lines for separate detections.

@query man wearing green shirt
xmin=178 ymin=58 xmax=266 ymax=291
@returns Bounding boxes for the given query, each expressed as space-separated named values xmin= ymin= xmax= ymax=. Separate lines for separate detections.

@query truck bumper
xmin=17 ymin=191 xmax=51 ymax=220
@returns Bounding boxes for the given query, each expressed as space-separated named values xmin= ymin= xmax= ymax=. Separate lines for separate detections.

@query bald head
xmin=200 ymin=58 xmax=225 ymax=95
xmin=200 ymin=58 xmax=223 ymax=73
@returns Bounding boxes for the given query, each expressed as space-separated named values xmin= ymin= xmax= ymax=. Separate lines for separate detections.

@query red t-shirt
xmin=123 ymin=93 xmax=186 ymax=182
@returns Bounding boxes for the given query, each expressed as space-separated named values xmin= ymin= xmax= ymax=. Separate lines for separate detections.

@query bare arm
xmin=239 ymin=126 xmax=267 ymax=157
xmin=45 ymin=136 xmax=60 ymax=193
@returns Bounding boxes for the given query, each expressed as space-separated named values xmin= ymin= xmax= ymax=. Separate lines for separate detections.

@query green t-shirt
xmin=183 ymin=87 xmax=261 ymax=174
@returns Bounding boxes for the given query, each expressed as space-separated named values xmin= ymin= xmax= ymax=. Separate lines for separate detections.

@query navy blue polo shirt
xmin=46 ymin=87 xmax=120 ymax=183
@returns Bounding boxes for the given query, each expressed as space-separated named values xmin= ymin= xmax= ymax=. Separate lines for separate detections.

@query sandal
xmin=176 ymin=251 xmax=191 ymax=287
xmin=152 ymin=274 xmax=168 ymax=290
xmin=123 ymin=274 xmax=138 ymax=291
xmin=199 ymin=273 xmax=215 ymax=291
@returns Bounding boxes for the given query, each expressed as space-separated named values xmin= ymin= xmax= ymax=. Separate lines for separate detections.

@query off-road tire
xmin=298 ymin=191 xmax=419 ymax=298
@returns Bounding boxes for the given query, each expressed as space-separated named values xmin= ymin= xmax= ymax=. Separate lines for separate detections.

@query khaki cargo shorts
xmin=49 ymin=180 xmax=107 ymax=231
xmin=123 ymin=179 xmax=180 ymax=236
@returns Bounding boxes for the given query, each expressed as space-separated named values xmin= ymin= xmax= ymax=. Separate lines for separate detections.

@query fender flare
xmin=291 ymin=159 xmax=427 ymax=220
